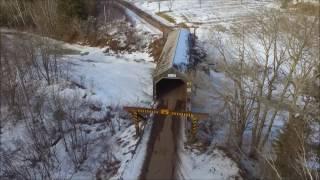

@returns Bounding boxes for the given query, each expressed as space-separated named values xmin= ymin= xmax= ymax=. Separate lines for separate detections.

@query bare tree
xmin=255 ymin=13 xmax=319 ymax=154
xmin=213 ymin=26 xmax=256 ymax=150
xmin=57 ymin=93 xmax=90 ymax=169
xmin=212 ymin=10 xmax=319 ymax=161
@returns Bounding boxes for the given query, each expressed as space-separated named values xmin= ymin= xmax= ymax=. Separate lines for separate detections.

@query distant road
xmin=116 ymin=0 xmax=173 ymax=37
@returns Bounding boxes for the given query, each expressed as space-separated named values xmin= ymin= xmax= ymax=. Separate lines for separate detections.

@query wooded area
xmin=0 ymin=0 xmax=96 ymax=41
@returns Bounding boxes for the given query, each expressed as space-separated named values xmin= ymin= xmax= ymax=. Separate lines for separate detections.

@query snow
xmin=178 ymin=148 xmax=242 ymax=180
xmin=62 ymin=44 xmax=156 ymax=107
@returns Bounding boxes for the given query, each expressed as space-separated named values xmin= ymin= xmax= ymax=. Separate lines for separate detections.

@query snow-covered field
xmin=125 ymin=0 xmax=278 ymax=51
xmin=126 ymin=0 xmax=276 ymax=25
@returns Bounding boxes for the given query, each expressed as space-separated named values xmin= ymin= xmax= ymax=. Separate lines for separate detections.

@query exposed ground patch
xmin=156 ymin=12 xmax=176 ymax=24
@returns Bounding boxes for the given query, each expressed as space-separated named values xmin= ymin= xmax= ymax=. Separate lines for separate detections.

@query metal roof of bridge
xmin=153 ymin=28 xmax=191 ymax=83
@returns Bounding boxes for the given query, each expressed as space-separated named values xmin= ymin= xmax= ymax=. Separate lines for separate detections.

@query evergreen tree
xmin=273 ymin=115 xmax=312 ymax=179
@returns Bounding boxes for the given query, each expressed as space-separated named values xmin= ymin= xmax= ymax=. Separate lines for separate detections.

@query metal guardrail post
xmin=191 ymin=116 xmax=198 ymax=141
xmin=133 ymin=111 xmax=140 ymax=137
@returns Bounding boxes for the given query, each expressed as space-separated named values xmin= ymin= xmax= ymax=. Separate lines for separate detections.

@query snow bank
xmin=178 ymin=148 xmax=242 ymax=180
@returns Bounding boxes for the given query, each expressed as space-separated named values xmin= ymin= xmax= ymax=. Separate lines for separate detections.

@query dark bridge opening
xmin=155 ymin=78 xmax=186 ymax=99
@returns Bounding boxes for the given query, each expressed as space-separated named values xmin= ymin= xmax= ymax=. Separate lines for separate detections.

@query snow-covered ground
xmin=62 ymin=44 xmax=155 ymax=107
xmin=178 ymin=148 xmax=242 ymax=179
xmin=61 ymin=44 xmax=156 ymax=179
xmin=61 ymin=43 xmax=156 ymax=179
xmin=177 ymin=120 xmax=243 ymax=180
xmin=1 ymin=8 xmax=159 ymax=179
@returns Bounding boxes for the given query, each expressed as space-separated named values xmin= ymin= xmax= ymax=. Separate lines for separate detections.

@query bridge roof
xmin=153 ymin=28 xmax=190 ymax=82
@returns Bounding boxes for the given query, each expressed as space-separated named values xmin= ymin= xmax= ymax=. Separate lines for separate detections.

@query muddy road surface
xmin=143 ymin=83 xmax=186 ymax=180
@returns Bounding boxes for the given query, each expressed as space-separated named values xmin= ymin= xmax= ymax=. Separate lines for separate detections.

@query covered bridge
xmin=153 ymin=28 xmax=192 ymax=101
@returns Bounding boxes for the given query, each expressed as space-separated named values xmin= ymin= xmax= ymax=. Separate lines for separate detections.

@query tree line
xmin=0 ymin=0 xmax=96 ymax=41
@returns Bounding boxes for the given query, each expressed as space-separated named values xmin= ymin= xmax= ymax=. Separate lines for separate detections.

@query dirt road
xmin=116 ymin=0 xmax=173 ymax=37
xmin=144 ymin=84 xmax=186 ymax=180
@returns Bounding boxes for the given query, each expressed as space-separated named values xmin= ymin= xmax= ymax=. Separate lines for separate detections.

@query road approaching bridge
xmin=145 ymin=82 xmax=185 ymax=180
xmin=116 ymin=0 xmax=173 ymax=37
xmin=117 ymin=3 xmax=205 ymax=176
xmin=147 ymin=28 xmax=200 ymax=179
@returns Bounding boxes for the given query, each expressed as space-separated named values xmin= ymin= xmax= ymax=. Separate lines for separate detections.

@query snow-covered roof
xmin=173 ymin=29 xmax=190 ymax=70
xmin=154 ymin=28 xmax=190 ymax=80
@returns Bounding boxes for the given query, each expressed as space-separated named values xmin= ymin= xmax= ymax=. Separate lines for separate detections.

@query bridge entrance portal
xmin=155 ymin=78 xmax=186 ymax=99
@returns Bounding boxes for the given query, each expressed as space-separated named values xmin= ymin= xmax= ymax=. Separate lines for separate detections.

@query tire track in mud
xmin=140 ymin=85 xmax=186 ymax=180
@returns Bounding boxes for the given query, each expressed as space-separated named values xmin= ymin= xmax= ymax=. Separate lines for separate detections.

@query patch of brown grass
xmin=288 ymin=3 xmax=320 ymax=16
xmin=156 ymin=12 xmax=176 ymax=24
